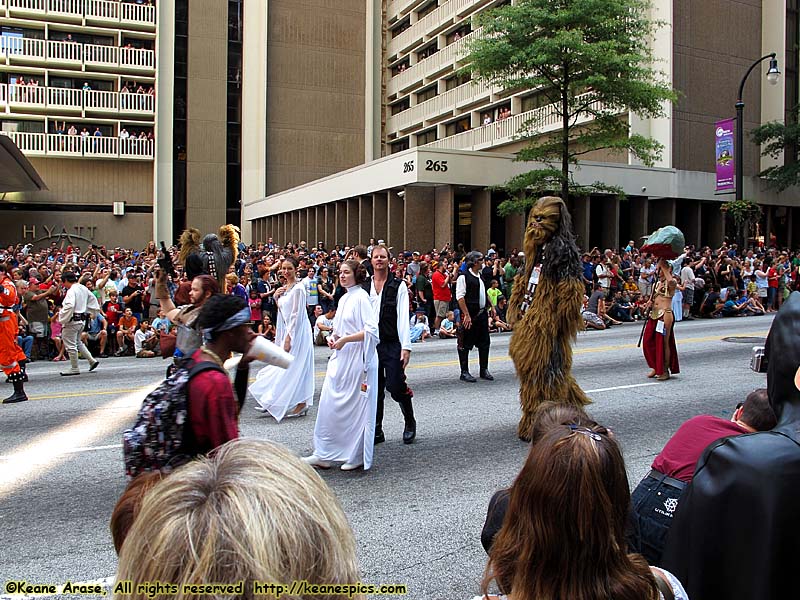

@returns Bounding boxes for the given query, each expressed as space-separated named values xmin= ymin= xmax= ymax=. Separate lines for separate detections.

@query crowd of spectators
xmin=3 ymin=236 xmax=799 ymax=365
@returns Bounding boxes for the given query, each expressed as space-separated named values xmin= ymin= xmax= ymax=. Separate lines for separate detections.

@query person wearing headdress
xmin=640 ymin=227 xmax=684 ymax=381
xmin=661 ymin=292 xmax=800 ymax=600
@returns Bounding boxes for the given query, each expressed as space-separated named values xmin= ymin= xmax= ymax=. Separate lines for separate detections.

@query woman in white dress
xmin=250 ymin=257 xmax=314 ymax=420
xmin=304 ymin=261 xmax=379 ymax=471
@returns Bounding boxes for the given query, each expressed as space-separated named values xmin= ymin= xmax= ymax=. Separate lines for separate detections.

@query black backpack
xmin=123 ymin=360 xmax=226 ymax=478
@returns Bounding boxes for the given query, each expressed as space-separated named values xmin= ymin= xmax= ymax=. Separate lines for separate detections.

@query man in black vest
xmin=456 ymin=251 xmax=493 ymax=382
xmin=365 ymin=245 xmax=416 ymax=444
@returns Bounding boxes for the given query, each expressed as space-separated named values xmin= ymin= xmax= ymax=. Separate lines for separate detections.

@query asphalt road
xmin=0 ymin=315 xmax=772 ymax=599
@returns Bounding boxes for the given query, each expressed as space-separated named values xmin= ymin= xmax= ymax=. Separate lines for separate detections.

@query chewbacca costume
xmin=507 ymin=197 xmax=589 ymax=440
xmin=178 ymin=224 xmax=240 ymax=293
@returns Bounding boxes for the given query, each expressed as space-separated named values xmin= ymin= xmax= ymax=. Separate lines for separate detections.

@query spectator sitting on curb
xmin=439 ymin=310 xmax=457 ymax=338
xmin=582 ymin=294 xmax=606 ymax=330
xmin=314 ymin=306 xmax=336 ymax=346
xmin=628 ymin=388 xmax=776 ymax=566
xmin=133 ymin=320 xmax=158 ymax=358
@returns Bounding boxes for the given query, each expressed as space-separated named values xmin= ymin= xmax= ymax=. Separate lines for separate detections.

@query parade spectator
xmin=50 ymin=306 xmax=65 ymax=361
xmin=257 ymin=313 xmax=276 ymax=341
xmin=81 ymin=313 xmax=109 ymax=358
xmin=133 ymin=320 xmax=158 ymax=358
xmin=314 ymin=306 xmax=336 ymax=346
xmin=116 ymin=308 xmax=138 ymax=356
xmin=439 ymin=310 xmax=457 ymax=338
xmin=431 ymin=260 xmax=452 ymax=331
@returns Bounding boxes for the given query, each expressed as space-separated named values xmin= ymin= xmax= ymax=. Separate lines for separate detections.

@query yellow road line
xmin=24 ymin=331 xmax=767 ymax=402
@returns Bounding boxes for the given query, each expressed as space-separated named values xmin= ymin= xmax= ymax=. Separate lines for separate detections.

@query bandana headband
xmin=202 ymin=307 xmax=251 ymax=342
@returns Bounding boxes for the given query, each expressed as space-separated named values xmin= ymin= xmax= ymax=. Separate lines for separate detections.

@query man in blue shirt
xmin=80 ymin=313 xmax=108 ymax=357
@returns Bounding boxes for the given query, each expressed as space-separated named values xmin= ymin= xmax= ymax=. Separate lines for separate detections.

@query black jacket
xmin=661 ymin=291 xmax=800 ymax=600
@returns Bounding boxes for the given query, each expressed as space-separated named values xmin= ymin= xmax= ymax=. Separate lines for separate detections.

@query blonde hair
xmin=226 ymin=273 xmax=239 ymax=286
xmin=115 ymin=440 xmax=362 ymax=600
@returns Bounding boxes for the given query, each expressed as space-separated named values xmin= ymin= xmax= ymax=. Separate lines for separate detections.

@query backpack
xmin=123 ymin=360 xmax=226 ymax=478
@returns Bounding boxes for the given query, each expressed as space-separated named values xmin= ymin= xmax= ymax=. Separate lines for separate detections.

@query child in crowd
xmin=409 ymin=310 xmax=431 ymax=343
xmin=439 ymin=310 xmax=457 ymax=339
xmin=49 ymin=305 xmax=65 ymax=361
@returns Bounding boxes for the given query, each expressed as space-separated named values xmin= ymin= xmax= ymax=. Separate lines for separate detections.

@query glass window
xmin=416 ymin=42 xmax=438 ymax=61
xmin=392 ymin=60 xmax=410 ymax=77
xmin=390 ymin=138 xmax=410 ymax=154
xmin=416 ymin=128 xmax=437 ymax=145
xmin=521 ymin=91 xmax=550 ymax=112
xmin=416 ymin=1 xmax=438 ymax=19
xmin=445 ymin=73 xmax=471 ymax=90
xmin=416 ymin=85 xmax=437 ymax=103
xmin=391 ymin=18 xmax=410 ymax=38
xmin=445 ymin=117 xmax=470 ymax=137
xmin=391 ymin=98 xmax=410 ymax=115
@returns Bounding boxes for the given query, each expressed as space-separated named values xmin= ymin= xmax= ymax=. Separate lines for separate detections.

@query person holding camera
xmin=59 ymin=271 xmax=101 ymax=376
xmin=121 ymin=273 xmax=145 ymax=323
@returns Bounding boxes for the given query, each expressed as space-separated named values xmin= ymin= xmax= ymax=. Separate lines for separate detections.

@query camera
xmin=157 ymin=241 xmax=177 ymax=278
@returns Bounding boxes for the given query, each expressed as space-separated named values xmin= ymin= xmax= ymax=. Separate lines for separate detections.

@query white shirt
xmin=134 ymin=328 xmax=155 ymax=353
xmin=59 ymin=283 xmax=100 ymax=324
xmin=368 ymin=277 xmax=412 ymax=351
xmin=314 ymin=314 xmax=333 ymax=339
xmin=456 ymin=269 xmax=486 ymax=309
xmin=595 ymin=264 xmax=611 ymax=288
xmin=679 ymin=266 xmax=695 ymax=290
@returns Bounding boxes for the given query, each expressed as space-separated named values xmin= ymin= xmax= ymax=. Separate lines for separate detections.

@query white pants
xmin=62 ymin=320 xmax=94 ymax=360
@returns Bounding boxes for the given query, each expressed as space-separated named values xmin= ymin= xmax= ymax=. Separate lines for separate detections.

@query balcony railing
xmin=387 ymin=27 xmax=481 ymax=97
xmin=387 ymin=79 xmax=496 ymax=133
xmin=83 ymin=43 xmax=119 ymax=67
xmin=47 ymin=39 xmax=83 ymax=63
xmin=389 ymin=0 xmax=480 ymax=56
xmin=424 ymin=93 xmax=607 ymax=151
xmin=2 ymin=37 xmax=46 ymax=61
xmin=6 ymin=0 xmax=155 ymax=26
xmin=0 ymin=83 xmax=155 ymax=115
xmin=1 ymin=131 xmax=154 ymax=159
xmin=120 ymin=46 xmax=155 ymax=70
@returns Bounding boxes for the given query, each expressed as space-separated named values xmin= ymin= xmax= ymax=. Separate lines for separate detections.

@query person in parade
xmin=366 ymin=245 xmax=416 ymax=444
xmin=641 ymin=258 xmax=680 ymax=381
xmin=250 ymin=256 xmax=315 ymax=420
xmin=58 ymin=271 xmax=101 ymax=376
xmin=304 ymin=260 xmax=379 ymax=471
xmin=456 ymin=251 xmax=493 ymax=383
xmin=1 ymin=263 xmax=29 ymax=403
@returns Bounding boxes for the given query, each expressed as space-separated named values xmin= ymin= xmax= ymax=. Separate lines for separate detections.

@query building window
xmin=416 ymin=128 xmax=437 ymax=145
xmin=416 ymin=0 xmax=438 ymax=19
xmin=416 ymin=42 xmax=438 ymax=61
xmin=445 ymin=72 xmax=471 ymax=91
xmin=445 ymin=117 xmax=471 ymax=137
xmin=521 ymin=90 xmax=552 ymax=112
xmin=446 ymin=24 xmax=471 ymax=45
xmin=391 ymin=97 xmax=410 ymax=115
xmin=391 ymin=17 xmax=410 ymax=38
xmin=392 ymin=59 xmax=410 ymax=77
xmin=416 ymin=84 xmax=437 ymax=103
xmin=390 ymin=138 xmax=410 ymax=154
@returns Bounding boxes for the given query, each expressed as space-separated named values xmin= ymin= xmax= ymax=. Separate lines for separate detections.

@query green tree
xmin=721 ymin=198 xmax=761 ymax=248
xmin=751 ymin=108 xmax=800 ymax=191
xmin=464 ymin=0 xmax=677 ymax=214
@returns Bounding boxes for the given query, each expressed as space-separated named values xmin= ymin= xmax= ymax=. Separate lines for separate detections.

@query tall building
xmin=0 ymin=0 xmax=241 ymax=248
xmin=243 ymin=0 xmax=800 ymax=251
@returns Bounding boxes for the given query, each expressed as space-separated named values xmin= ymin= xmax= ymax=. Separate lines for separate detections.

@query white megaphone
xmin=247 ymin=336 xmax=294 ymax=369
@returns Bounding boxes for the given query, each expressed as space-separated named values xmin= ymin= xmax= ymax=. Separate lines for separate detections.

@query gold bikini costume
xmin=649 ymin=280 xmax=675 ymax=321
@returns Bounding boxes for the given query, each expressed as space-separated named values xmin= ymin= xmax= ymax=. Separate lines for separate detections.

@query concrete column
xmin=372 ymin=192 xmax=388 ymax=242
xmin=470 ymin=189 xmax=491 ymax=252
xmin=314 ymin=206 xmax=325 ymax=247
xmin=299 ymin=209 xmax=309 ymax=245
xmin=359 ymin=196 xmax=373 ymax=244
xmin=707 ymin=207 xmax=725 ymax=248
xmin=571 ymin=197 xmax=590 ymax=250
xmin=683 ymin=202 xmax=701 ymax=247
xmin=404 ymin=186 xmax=436 ymax=251
xmin=347 ymin=198 xmax=360 ymax=245
xmin=602 ymin=197 xmax=620 ymax=251
xmin=505 ymin=211 xmax=525 ymax=253
xmin=648 ymin=198 xmax=677 ymax=232
xmin=388 ymin=190 xmax=405 ymax=249
xmin=280 ymin=213 xmax=288 ymax=247
xmin=335 ymin=201 xmax=347 ymax=246
xmin=325 ymin=204 xmax=336 ymax=248
xmin=788 ymin=206 xmax=796 ymax=249
xmin=629 ymin=198 xmax=650 ymax=245
xmin=765 ymin=206 xmax=774 ymax=247
xmin=153 ymin=0 xmax=175 ymax=243
xmin=434 ymin=185 xmax=454 ymax=248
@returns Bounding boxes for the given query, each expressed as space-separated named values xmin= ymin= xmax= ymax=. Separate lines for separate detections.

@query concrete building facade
xmin=243 ymin=0 xmax=800 ymax=252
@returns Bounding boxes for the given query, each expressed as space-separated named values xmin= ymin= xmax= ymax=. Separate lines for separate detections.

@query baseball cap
xmin=487 ymin=248 xmax=496 ymax=256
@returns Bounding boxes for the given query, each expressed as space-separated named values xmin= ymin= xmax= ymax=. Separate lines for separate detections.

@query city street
xmin=0 ymin=315 xmax=772 ymax=599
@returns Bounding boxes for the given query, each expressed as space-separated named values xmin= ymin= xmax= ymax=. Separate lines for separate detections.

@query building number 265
xmin=425 ymin=160 xmax=448 ymax=172
xmin=403 ymin=161 xmax=415 ymax=173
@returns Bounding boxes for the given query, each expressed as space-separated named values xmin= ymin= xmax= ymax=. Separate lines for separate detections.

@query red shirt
xmin=186 ymin=349 xmax=239 ymax=456
xmin=651 ymin=415 xmax=747 ymax=482
xmin=431 ymin=270 xmax=452 ymax=302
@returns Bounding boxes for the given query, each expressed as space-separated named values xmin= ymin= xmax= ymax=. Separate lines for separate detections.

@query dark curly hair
xmin=343 ymin=260 xmax=368 ymax=285
xmin=197 ymin=294 xmax=247 ymax=336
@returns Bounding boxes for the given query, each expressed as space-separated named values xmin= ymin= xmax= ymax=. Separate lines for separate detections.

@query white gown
xmin=312 ymin=285 xmax=379 ymax=469
xmin=250 ymin=281 xmax=315 ymax=421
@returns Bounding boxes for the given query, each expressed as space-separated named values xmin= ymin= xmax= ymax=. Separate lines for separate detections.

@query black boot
xmin=3 ymin=376 xmax=28 ymax=404
xmin=18 ymin=360 xmax=29 ymax=382
xmin=374 ymin=394 xmax=385 ymax=444
xmin=479 ymin=348 xmax=493 ymax=381
xmin=399 ymin=393 xmax=416 ymax=444
xmin=459 ymin=349 xmax=476 ymax=383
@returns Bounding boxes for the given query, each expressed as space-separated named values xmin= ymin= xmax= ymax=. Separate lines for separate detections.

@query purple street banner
xmin=715 ymin=118 xmax=735 ymax=193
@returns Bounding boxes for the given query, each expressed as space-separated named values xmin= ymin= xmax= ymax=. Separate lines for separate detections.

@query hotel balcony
xmin=0 ymin=41 xmax=155 ymax=74
xmin=388 ymin=0 xmax=483 ymax=57
xmin=3 ymin=0 xmax=156 ymax=29
xmin=387 ymin=27 xmax=481 ymax=97
xmin=0 ymin=130 xmax=154 ymax=159
xmin=423 ymin=93 xmax=608 ymax=151
xmin=1 ymin=83 xmax=155 ymax=115
xmin=387 ymin=79 xmax=498 ymax=134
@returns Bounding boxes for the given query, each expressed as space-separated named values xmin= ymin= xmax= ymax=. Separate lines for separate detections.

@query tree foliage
xmin=464 ymin=0 xmax=677 ymax=214
xmin=721 ymin=198 xmax=761 ymax=246
xmin=751 ymin=109 xmax=800 ymax=192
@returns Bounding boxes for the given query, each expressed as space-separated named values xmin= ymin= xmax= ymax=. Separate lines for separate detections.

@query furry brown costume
xmin=507 ymin=196 xmax=590 ymax=441
xmin=177 ymin=224 xmax=240 ymax=292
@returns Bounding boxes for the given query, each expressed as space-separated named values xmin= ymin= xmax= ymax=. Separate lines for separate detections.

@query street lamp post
xmin=735 ymin=53 xmax=781 ymax=201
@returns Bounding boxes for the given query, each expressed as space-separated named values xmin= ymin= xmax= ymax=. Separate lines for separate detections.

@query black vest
xmin=464 ymin=271 xmax=482 ymax=317
xmin=363 ymin=276 xmax=401 ymax=344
